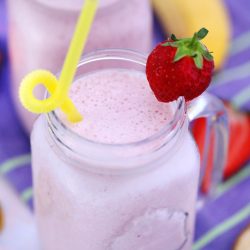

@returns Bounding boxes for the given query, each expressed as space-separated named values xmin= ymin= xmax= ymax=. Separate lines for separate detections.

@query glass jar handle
xmin=187 ymin=92 xmax=229 ymax=197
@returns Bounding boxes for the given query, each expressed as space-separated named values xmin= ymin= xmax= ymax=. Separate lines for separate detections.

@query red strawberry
xmin=146 ymin=28 xmax=214 ymax=102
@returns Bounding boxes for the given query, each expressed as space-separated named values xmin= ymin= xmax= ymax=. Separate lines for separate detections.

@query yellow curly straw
xmin=19 ymin=0 xmax=99 ymax=123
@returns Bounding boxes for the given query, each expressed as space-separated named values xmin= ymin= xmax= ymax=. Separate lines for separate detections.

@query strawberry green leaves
xmin=162 ymin=28 xmax=213 ymax=69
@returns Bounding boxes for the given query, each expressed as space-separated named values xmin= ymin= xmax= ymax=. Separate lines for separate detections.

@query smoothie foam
xmin=64 ymin=69 xmax=174 ymax=144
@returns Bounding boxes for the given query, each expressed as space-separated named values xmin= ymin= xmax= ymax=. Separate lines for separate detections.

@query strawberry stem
xmin=162 ymin=28 xmax=213 ymax=69
xmin=189 ymin=32 xmax=198 ymax=48
xmin=197 ymin=28 xmax=209 ymax=40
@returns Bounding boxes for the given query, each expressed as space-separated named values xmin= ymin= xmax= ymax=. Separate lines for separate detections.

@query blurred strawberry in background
xmin=224 ymin=106 xmax=250 ymax=178
xmin=193 ymin=104 xmax=250 ymax=192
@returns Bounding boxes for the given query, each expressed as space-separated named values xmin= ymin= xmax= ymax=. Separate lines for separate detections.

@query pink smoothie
xmin=65 ymin=69 xmax=174 ymax=144
xmin=31 ymin=69 xmax=200 ymax=250
xmin=7 ymin=0 xmax=152 ymax=132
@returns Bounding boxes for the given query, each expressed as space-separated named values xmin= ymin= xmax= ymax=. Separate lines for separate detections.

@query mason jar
xmin=31 ymin=49 xmax=228 ymax=250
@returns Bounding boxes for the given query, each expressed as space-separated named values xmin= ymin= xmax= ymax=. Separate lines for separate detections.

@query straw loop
xmin=19 ymin=70 xmax=59 ymax=113
xmin=19 ymin=70 xmax=82 ymax=122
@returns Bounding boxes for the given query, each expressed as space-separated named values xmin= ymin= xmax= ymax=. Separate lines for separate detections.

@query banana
xmin=0 ymin=205 xmax=4 ymax=232
xmin=151 ymin=0 xmax=231 ymax=70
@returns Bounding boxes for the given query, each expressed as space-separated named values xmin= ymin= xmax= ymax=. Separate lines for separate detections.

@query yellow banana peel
xmin=151 ymin=0 xmax=231 ymax=70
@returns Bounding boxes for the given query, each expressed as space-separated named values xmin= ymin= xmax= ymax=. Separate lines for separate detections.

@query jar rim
xmin=47 ymin=49 xmax=186 ymax=149
xmin=33 ymin=0 xmax=123 ymax=13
